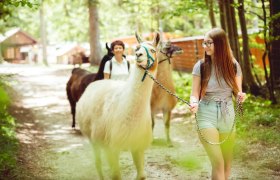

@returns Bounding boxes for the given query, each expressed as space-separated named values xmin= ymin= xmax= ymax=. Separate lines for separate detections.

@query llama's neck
xmin=158 ymin=60 xmax=172 ymax=75
xmin=157 ymin=60 xmax=174 ymax=86
xmin=123 ymin=64 xmax=157 ymax=108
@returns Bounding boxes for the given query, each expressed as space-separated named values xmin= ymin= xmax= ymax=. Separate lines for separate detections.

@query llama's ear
xmin=152 ymin=32 xmax=160 ymax=47
xmin=166 ymin=40 xmax=171 ymax=47
xmin=106 ymin=42 xmax=110 ymax=51
xmin=135 ymin=31 xmax=143 ymax=44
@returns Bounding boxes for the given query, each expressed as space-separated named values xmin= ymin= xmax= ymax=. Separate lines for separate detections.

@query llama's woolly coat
xmin=151 ymin=60 xmax=177 ymax=113
xmin=76 ymin=65 xmax=154 ymax=151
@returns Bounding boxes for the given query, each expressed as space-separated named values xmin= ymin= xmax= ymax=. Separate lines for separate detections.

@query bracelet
xmin=190 ymin=96 xmax=198 ymax=104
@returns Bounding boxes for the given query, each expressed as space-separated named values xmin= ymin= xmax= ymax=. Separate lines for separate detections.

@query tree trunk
xmin=40 ymin=0 xmax=48 ymax=66
xmin=218 ymin=0 xmax=227 ymax=31
xmin=230 ymin=0 xmax=241 ymax=61
xmin=261 ymin=0 xmax=277 ymax=103
xmin=224 ymin=0 xmax=241 ymax=63
xmin=88 ymin=0 xmax=102 ymax=65
xmin=0 ymin=44 xmax=3 ymax=63
xmin=206 ymin=0 xmax=217 ymax=27
xmin=156 ymin=0 xmax=160 ymax=31
xmin=269 ymin=0 xmax=280 ymax=87
xmin=237 ymin=0 xmax=260 ymax=95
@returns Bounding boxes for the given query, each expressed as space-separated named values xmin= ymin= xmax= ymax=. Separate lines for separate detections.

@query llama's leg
xmin=131 ymin=150 xmax=146 ymax=180
xmin=93 ymin=144 xmax=104 ymax=180
xmin=163 ymin=111 xmax=172 ymax=146
xmin=151 ymin=114 xmax=155 ymax=130
xmin=66 ymin=85 xmax=76 ymax=128
xmin=71 ymin=103 xmax=76 ymax=128
xmin=151 ymin=114 xmax=156 ymax=143
xmin=105 ymin=148 xmax=121 ymax=180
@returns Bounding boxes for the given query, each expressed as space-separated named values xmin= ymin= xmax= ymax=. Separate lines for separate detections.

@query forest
xmin=1 ymin=0 xmax=279 ymax=101
xmin=0 ymin=0 xmax=279 ymax=179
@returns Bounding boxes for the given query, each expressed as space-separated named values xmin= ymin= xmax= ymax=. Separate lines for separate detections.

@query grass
xmin=0 ymin=80 xmax=18 ymax=178
xmin=174 ymin=153 xmax=202 ymax=171
xmin=236 ymin=95 xmax=280 ymax=145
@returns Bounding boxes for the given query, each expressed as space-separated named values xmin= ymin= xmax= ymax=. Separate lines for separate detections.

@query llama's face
xmin=135 ymin=43 xmax=157 ymax=67
xmin=159 ymin=41 xmax=183 ymax=59
xmin=135 ymin=32 xmax=160 ymax=68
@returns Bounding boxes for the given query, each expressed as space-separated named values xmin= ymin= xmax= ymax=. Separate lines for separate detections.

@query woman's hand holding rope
xmin=189 ymin=92 xmax=246 ymax=115
xmin=189 ymin=96 xmax=199 ymax=114
xmin=237 ymin=92 xmax=246 ymax=103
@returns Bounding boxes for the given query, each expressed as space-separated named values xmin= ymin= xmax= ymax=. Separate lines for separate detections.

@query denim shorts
xmin=196 ymin=99 xmax=236 ymax=133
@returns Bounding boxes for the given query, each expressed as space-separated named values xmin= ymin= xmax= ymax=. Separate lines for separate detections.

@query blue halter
xmin=141 ymin=45 xmax=155 ymax=81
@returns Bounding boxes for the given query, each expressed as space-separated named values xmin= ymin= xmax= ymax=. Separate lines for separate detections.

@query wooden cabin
xmin=56 ymin=44 xmax=87 ymax=64
xmin=0 ymin=28 xmax=37 ymax=63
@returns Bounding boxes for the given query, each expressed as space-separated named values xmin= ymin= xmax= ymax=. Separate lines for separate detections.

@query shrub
xmin=0 ymin=84 xmax=18 ymax=177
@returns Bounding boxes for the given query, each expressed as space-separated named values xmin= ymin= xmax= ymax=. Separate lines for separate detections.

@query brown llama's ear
xmin=135 ymin=31 xmax=143 ymax=44
xmin=152 ymin=32 xmax=160 ymax=47
xmin=106 ymin=42 xmax=110 ymax=51
xmin=166 ymin=40 xmax=171 ymax=46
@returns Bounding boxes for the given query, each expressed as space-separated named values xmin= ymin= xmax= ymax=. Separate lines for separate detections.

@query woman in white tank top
xmin=103 ymin=40 xmax=130 ymax=81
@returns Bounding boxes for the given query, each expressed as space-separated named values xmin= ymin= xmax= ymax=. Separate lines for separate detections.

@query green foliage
xmin=249 ymin=33 xmax=264 ymax=49
xmin=119 ymin=0 xmax=211 ymax=38
xmin=12 ymin=0 xmax=89 ymax=43
xmin=162 ymin=0 xmax=207 ymax=18
xmin=173 ymin=71 xmax=192 ymax=106
xmin=0 ymin=89 xmax=9 ymax=110
xmin=0 ymin=84 xmax=18 ymax=177
xmin=2 ymin=0 xmax=213 ymax=43
xmin=0 ymin=0 xmax=38 ymax=7
xmin=0 ymin=0 xmax=38 ymax=33
xmin=8 ymin=0 xmax=38 ymax=8
xmin=237 ymin=95 xmax=280 ymax=145
xmin=252 ymin=64 xmax=266 ymax=83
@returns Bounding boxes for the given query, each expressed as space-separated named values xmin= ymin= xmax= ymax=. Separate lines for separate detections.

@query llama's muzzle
xmin=135 ymin=53 xmax=144 ymax=63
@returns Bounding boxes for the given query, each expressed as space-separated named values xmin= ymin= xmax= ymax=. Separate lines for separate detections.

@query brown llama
xmin=66 ymin=68 xmax=94 ymax=128
xmin=151 ymin=40 xmax=183 ymax=145
xmin=66 ymin=43 xmax=113 ymax=128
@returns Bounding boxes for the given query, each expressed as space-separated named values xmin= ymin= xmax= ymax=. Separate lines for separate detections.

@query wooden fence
xmin=171 ymin=36 xmax=267 ymax=72
xmin=170 ymin=36 xmax=204 ymax=72
xmin=118 ymin=34 xmax=266 ymax=73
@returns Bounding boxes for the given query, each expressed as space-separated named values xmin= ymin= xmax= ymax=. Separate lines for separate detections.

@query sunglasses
xmin=202 ymin=41 xmax=214 ymax=48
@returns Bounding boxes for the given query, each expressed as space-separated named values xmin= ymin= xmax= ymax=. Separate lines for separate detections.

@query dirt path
xmin=1 ymin=64 xmax=279 ymax=180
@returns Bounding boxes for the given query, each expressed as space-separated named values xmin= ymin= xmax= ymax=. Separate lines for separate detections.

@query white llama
xmin=76 ymin=32 xmax=160 ymax=180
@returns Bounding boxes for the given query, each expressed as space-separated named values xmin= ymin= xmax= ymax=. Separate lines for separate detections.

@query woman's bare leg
xmin=200 ymin=128 xmax=225 ymax=180
xmin=220 ymin=132 xmax=235 ymax=180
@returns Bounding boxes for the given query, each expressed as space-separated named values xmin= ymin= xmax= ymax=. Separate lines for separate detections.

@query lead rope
xmin=144 ymin=69 xmax=243 ymax=145
xmin=195 ymin=97 xmax=243 ymax=145
xmin=144 ymin=69 xmax=191 ymax=106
